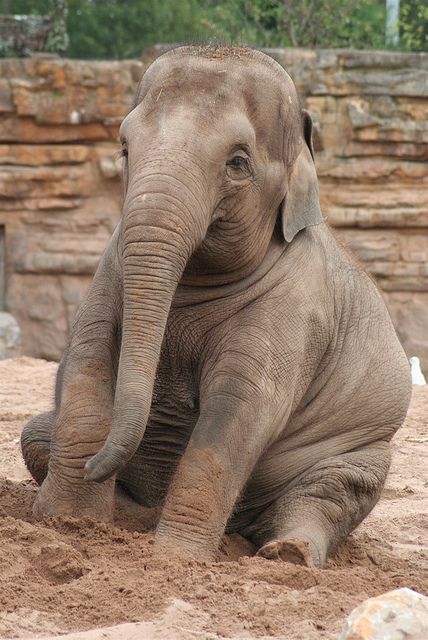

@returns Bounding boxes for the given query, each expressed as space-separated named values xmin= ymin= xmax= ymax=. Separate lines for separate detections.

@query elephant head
xmin=84 ymin=46 xmax=323 ymax=483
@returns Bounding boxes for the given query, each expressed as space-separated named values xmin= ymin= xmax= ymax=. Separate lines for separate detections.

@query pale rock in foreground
xmin=0 ymin=312 xmax=21 ymax=360
xmin=338 ymin=588 xmax=428 ymax=640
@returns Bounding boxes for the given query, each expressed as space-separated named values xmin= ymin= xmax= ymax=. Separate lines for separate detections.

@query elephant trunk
xmin=84 ymin=169 xmax=207 ymax=482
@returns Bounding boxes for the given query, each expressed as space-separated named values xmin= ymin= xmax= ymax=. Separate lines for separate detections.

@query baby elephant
xmin=21 ymin=45 xmax=411 ymax=567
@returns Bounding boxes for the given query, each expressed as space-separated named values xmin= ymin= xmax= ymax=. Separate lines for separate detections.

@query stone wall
xmin=0 ymin=49 xmax=427 ymax=369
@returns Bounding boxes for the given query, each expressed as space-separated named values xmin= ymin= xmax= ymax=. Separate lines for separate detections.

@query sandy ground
xmin=0 ymin=357 xmax=427 ymax=640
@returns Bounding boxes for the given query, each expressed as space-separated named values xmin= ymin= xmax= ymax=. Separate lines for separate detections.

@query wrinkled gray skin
xmin=21 ymin=46 xmax=411 ymax=567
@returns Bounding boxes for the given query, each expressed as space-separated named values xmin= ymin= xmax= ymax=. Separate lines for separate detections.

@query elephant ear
xmin=280 ymin=110 xmax=324 ymax=243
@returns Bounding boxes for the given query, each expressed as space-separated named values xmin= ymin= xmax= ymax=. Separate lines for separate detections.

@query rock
xmin=0 ymin=165 xmax=92 ymax=199
xmin=386 ymin=292 xmax=428 ymax=376
xmin=0 ymin=79 xmax=14 ymax=112
xmin=0 ymin=312 xmax=21 ymax=359
xmin=337 ymin=229 xmax=428 ymax=292
xmin=338 ymin=588 xmax=428 ymax=640
xmin=98 ymin=153 xmax=123 ymax=179
xmin=0 ymin=144 xmax=89 ymax=165
xmin=0 ymin=116 xmax=111 ymax=143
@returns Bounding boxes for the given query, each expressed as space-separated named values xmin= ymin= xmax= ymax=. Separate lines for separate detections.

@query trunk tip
xmin=84 ymin=450 xmax=119 ymax=483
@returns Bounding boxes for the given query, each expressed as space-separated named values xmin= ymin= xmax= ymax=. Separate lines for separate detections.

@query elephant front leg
xmin=34 ymin=359 xmax=116 ymax=520
xmin=34 ymin=244 xmax=121 ymax=521
xmin=155 ymin=376 xmax=276 ymax=560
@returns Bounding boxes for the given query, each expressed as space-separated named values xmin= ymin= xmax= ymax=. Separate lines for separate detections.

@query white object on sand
xmin=410 ymin=356 xmax=426 ymax=385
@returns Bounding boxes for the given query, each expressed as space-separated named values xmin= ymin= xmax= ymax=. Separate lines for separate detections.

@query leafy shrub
xmin=1 ymin=0 xmax=426 ymax=57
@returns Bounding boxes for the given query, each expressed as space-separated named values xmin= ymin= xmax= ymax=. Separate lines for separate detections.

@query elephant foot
xmin=256 ymin=538 xmax=316 ymax=567
xmin=33 ymin=473 xmax=115 ymax=522
xmin=153 ymin=536 xmax=217 ymax=563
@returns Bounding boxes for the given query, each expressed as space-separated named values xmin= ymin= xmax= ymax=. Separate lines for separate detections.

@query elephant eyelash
xmin=119 ymin=139 xmax=128 ymax=158
xmin=227 ymin=156 xmax=249 ymax=170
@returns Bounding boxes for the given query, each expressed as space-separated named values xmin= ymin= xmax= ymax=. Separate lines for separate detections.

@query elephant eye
xmin=226 ymin=153 xmax=251 ymax=180
xmin=121 ymin=142 xmax=128 ymax=158
xmin=228 ymin=156 xmax=246 ymax=169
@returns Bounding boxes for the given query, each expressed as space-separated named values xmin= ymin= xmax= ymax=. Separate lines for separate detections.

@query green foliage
xmin=199 ymin=1 xmax=389 ymax=49
xmin=66 ymin=0 xmax=203 ymax=59
xmin=0 ymin=1 xmax=63 ymax=56
xmin=1 ymin=0 xmax=204 ymax=58
xmin=199 ymin=0 xmax=426 ymax=51
xmin=0 ymin=0 xmax=53 ymax=15
xmin=0 ymin=0 xmax=426 ymax=57
xmin=400 ymin=0 xmax=428 ymax=51
xmin=45 ymin=0 xmax=69 ymax=53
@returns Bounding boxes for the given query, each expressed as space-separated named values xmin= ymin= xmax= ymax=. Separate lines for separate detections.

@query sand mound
xmin=0 ymin=357 xmax=427 ymax=639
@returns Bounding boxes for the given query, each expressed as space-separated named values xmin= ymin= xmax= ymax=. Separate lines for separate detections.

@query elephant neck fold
xmin=173 ymin=236 xmax=291 ymax=308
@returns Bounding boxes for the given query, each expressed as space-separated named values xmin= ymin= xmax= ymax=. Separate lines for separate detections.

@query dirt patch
xmin=0 ymin=357 xmax=427 ymax=639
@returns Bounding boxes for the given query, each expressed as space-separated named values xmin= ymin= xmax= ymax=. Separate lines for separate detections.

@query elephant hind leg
xmin=21 ymin=411 xmax=55 ymax=485
xmin=241 ymin=440 xmax=391 ymax=567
